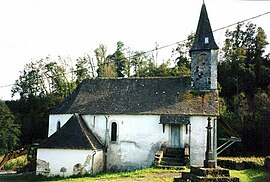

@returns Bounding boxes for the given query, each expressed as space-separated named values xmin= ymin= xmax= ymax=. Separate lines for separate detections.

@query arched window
xmin=111 ymin=122 xmax=117 ymax=142
xmin=57 ymin=121 xmax=61 ymax=131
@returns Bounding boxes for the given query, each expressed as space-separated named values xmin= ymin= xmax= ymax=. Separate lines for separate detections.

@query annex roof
xmin=39 ymin=114 xmax=104 ymax=149
xmin=52 ymin=77 xmax=219 ymax=116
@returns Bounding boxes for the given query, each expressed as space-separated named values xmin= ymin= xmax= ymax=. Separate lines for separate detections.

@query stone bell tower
xmin=190 ymin=2 xmax=219 ymax=91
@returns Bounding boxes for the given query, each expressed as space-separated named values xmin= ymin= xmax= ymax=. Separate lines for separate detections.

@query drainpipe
xmin=188 ymin=123 xmax=191 ymax=166
xmin=91 ymin=150 xmax=97 ymax=175
xmin=104 ymin=116 xmax=109 ymax=171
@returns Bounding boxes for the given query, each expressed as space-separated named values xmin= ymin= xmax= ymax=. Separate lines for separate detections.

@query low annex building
xmin=36 ymin=2 xmax=219 ymax=177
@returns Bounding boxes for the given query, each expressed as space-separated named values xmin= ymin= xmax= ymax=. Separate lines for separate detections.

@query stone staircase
xmin=155 ymin=146 xmax=189 ymax=169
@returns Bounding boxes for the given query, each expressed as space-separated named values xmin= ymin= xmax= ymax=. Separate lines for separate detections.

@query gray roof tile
xmin=190 ymin=3 xmax=219 ymax=51
xmin=52 ymin=77 xmax=219 ymax=116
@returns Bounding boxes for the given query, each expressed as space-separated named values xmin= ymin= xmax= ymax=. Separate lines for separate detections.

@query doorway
xmin=171 ymin=124 xmax=180 ymax=147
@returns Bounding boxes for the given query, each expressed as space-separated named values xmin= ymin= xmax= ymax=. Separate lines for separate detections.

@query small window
xmin=111 ymin=122 xmax=117 ymax=142
xmin=57 ymin=121 xmax=61 ymax=131
xmin=205 ymin=37 xmax=209 ymax=44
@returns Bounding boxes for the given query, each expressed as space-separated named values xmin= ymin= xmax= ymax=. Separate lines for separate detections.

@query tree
xmin=95 ymin=44 xmax=117 ymax=77
xmin=11 ymin=61 xmax=45 ymax=98
xmin=0 ymin=101 xmax=20 ymax=154
xmin=12 ymin=56 xmax=77 ymax=100
xmin=10 ymin=57 xmax=77 ymax=145
xmin=219 ymin=22 xmax=269 ymax=97
xmin=171 ymin=33 xmax=194 ymax=77
xmin=110 ymin=41 xmax=127 ymax=77
xmin=218 ymin=22 xmax=270 ymax=156
xmin=75 ymin=54 xmax=96 ymax=84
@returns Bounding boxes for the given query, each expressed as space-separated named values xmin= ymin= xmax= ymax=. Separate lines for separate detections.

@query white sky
xmin=0 ymin=0 xmax=270 ymax=100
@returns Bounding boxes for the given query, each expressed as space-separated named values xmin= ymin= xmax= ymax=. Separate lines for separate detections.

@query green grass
xmin=53 ymin=168 xmax=180 ymax=182
xmin=0 ymin=166 xmax=269 ymax=181
xmin=0 ymin=168 xmax=180 ymax=182
xmin=231 ymin=169 xmax=270 ymax=182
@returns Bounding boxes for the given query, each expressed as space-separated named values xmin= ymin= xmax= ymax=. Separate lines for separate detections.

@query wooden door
xmin=171 ymin=124 xmax=180 ymax=147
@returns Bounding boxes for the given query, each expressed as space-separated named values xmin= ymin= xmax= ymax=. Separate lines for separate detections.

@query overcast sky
xmin=0 ymin=0 xmax=270 ymax=100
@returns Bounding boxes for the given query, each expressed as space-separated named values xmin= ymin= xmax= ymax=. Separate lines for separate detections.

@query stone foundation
xmin=174 ymin=166 xmax=239 ymax=182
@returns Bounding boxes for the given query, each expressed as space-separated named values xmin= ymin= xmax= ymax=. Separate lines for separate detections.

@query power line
xmin=0 ymin=10 xmax=269 ymax=89
xmin=0 ymin=84 xmax=15 ymax=88
xmin=213 ymin=11 xmax=270 ymax=33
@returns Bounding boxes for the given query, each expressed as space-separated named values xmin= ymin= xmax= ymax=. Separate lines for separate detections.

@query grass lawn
xmin=0 ymin=167 xmax=269 ymax=181
xmin=0 ymin=168 xmax=181 ymax=182
xmin=231 ymin=169 xmax=270 ymax=182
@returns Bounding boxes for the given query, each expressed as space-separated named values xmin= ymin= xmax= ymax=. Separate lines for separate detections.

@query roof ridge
xmin=75 ymin=114 xmax=97 ymax=150
xmin=39 ymin=114 xmax=104 ymax=149
xmin=75 ymin=114 xmax=104 ymax=150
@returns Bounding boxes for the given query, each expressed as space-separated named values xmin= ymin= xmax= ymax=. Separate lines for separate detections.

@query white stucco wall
xmin=83 ymin=115 xmax=168 ymax=170
xmin=48 ymin=114 xmax=73 ymax=137
xmin=189 ymin=116 xmax=216 ymax=166
xmin=82 ymin=115 xmax=107 ymax=144
xmin=36 ymin=149 xmax=104 ymax=177
xmin=46 ymin=114 xmax=217 ymax=170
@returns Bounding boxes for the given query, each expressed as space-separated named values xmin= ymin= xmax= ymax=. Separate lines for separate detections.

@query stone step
xmin=181 ymin=172 xmax=240 ymax=182
xmin=156 ymin=164 xmax=186 ymax=170
xmin=163 ymin=153 xmax=184 ymax=158
xmin=165 ymin=147 xmax=184 ymax=155
xmin=190 ymin=166 xmax=230 ymax=177
xmin=161 ymin=157 xmax=184 ymax=163
xmin=160 ymin=159 xmax=185 ymax=166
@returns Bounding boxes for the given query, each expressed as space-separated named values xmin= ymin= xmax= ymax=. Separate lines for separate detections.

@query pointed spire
xmin=190 ymin=3 xmax=218 ymax=51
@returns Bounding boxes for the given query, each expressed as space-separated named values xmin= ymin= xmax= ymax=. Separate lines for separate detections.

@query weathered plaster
xmin=73 ymin=163 xmax=87 ymax=175
xmin=36 ymin=159 xmax=50 ymax=176
xmin=37 ymin=149 xmax=104 ymax=177
xmin=83 ymin=115 xmax=167 ymax=171
xmin=45 ymin=114 xmax=217 ymax=172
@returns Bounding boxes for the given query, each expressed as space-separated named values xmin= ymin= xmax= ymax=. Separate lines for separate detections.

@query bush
xmin=0 ymin=155 xmax=28 ymax=171
xmin=217 ymin=157 xmax=264 ymax=170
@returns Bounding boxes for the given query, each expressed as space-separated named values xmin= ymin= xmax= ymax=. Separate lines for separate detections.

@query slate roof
xmin=39 ymin=114 xmax=104 ymax=149
xmin=190 ymin=3 xmax=219 ymax=51
xmin=160 ymin=115 xmax=190 ymax=124
xmin=52 ymin=77 xmax=219 ymax=116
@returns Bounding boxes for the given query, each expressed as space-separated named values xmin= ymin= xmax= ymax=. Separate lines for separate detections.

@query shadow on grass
xmin=231 ymin=168 xmax=270 ymax=182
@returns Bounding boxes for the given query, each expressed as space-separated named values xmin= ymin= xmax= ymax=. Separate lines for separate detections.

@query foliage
xmin=0 ymin=155 xmax=28 ymax=171
xmin=5 ymin=94 xmax=62 ymax=145
xmin=74 ymin=54 xmax=96 ymax=84
xmin=218 ymin=157 xmax=265 ymax=170
xmin=0 ymin=101 xmax=20 ymax=154
xmin=109 ymin=41 xmax=127 ymax=77
xmin=95 ymin=44 xmax=117 ymax=77
xmin=11 ymin=57 xmax=79 ymax=99
xmin=218 ymin=22 xmax=270 ymax=156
